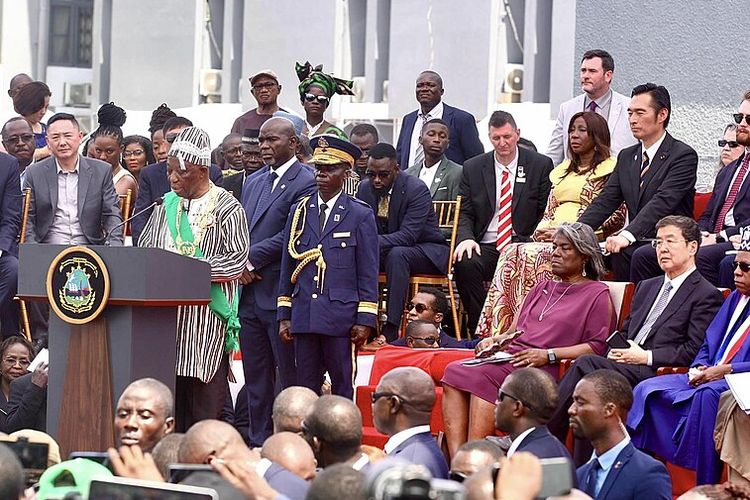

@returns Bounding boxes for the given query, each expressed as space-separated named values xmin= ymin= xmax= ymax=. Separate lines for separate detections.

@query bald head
xmin=119 ymin=378 xmax=173 ymax=417
xmin=151 ymin=433 xmax=185 ymax=479
xmin=179 ymin=420 xmax=248 ymax=464
xmin=305 ymin=395 xmax=362 ymax=466
xmin=273 ymin=386 xmax=319 ymax=434
xmin=115 ymin=378 xmax=175 ymax=452
xmin=8 ymin=73 xmax=31 ymax=98
xmin=262 ymin=432 xmax=316 ymax=480
xmin=259 ymin=117 xmax=298 ymax=166
xmin=379 ymin=367 xmax=436 ymax=411
xmin=261 ymin=117 xmax=295 ymax=139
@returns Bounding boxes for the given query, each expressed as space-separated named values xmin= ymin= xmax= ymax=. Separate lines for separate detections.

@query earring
xmin=582 ymin=263 xmax=587 ymax=277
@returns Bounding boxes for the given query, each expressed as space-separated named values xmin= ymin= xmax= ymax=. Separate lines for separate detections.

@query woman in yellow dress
xmin=475 ymin=111 xmax=625 ymax=336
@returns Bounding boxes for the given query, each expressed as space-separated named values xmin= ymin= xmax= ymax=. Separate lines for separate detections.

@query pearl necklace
xmin=538 ymin=281 xmax=576 ymax=321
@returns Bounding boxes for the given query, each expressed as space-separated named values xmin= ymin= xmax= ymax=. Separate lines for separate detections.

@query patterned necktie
xmin=587 ymin=100 xmax=598 ymax=112
xmin=714 ymin=155 xmax=750 ymax=233
xmin=639 ymin=151 xmax=650 ymax=188
xmin=377 ymin=194 xmax=390 ymax=219
xmin=250 ymin=170 xmax=277 ymax=227
xmin=583 ymin=459 xmax=601 ymax=498
xmin=413 ymin=114 xmax=429 ymax=167
xmin=634 ymin=281 xmax=673 ymax=344
xmin=496 ymin=169 xmax=512 ymax=250
xmin=319 ymin=202 xmax=328 ymax=234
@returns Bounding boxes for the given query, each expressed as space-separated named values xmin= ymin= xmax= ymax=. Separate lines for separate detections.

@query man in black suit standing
xmin=547 ymin=216 xmax=723 ymax=463
xmin=453 ymin=111 xmax=553 ymax=334
xmin=578 ymin=83 xmax=698 ymax=281
xmin=357 ymin=143 xmax=448 ymax=340
xmin=0 ymin=150 xmax=20 ymax=337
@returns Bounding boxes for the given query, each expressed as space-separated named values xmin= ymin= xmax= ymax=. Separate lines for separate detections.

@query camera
xmin=366 ymin=459 xmax=465 ymax=500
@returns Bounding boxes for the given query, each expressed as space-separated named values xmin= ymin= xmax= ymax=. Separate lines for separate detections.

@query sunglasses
xmin=718 ymin=140 xmax=740 ymax=148
xmin=407 ymin=335 xmax=439 ymax=345
xmin=303 ymin=93 xmax=330 ymax=105
xmin=449 ymin=471 xmax=469 ymax=483
xmin=496 ymin=388 xmax=535 ymax=413
xmin=733 ymin=261 xmax=750 ymax=273
xmin=407 ymin=302 xmax=432 ymax=313
xmin=733 ymin=113 xmax=750 ymax=126
xmin=365 ymin=170 xmax=392 ymax=179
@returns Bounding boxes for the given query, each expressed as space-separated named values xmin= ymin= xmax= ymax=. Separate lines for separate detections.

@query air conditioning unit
xmin=500 ymin=63 xmax=524 ymax=103
xmin=199 ymin=69 xmax=222 ymax=98
xmin=63 ymin=82 xmax=92 ymax=107
xmin=351 ymin=76 xmax=366 ymax=103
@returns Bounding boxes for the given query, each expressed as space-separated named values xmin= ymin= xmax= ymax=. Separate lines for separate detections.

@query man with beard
xmin=356 ymin=143 xmax=448 ymax=341
xmin=278 ymin=135 xmax=378 ymax=399
xmin=231 ymin=70 xmax=284 ymax=134
xmin=631 ymin=91 xmax=750 ymax=286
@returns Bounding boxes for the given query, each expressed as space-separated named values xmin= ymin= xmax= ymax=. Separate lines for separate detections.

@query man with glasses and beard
xmin=231 ymin=70 xmax=284 ymax=135
xmin=356 ymin=143 xmax=448 ymax=341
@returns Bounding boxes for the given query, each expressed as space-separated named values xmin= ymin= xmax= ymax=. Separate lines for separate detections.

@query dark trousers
xmin=0 ymin=253 xmax=19 ymax=338
xmin=630 ymin=241 xmax=734 ymax=285
xmin=175 ymin=355 xmax=229 ymax=432
xmin=294 ymin=333 xmax=354 ymax=399
xmin=239 ymin=298 xmax=297 ymax=446
xmin=719 ymin=254 xmax=736 ymax=289
xmin=609 ymin=243 xmax=639 ymax=282
xmin=547 ymin=354 xmax=656 ymax=466
xmin=381 ymin=245 xmax=444 ymax=341
xmin=454 ymin=244 xmax=499 ymax=332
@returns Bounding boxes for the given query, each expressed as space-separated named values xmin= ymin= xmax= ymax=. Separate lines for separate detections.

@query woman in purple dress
xmin=441 ymin=222 xmax=616 ymax=458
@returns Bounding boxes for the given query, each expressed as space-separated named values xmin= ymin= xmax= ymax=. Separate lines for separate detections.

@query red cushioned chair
xmin=355 ymin=345 xmax=474 ymax=448
xmin=694 ymin=192 xmax=712 ymax=221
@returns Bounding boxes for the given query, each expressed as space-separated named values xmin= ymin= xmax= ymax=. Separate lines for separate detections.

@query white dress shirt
xmin=317 ymin=190 xmax=343 ymax=232
xmin=408 ymin=101 xmax=444 ymax=168
xmin=271 ymin=155 xmax=296 ymax=190
xmin=384 ymin=424 xmax=432 ymax=454
xmin=418 ymin=160 xmax=440 ymax=190
xmin=481 ymin=148 xmax=519 ymax=244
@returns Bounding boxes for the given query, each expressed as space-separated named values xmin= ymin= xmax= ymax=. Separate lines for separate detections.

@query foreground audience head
xmin=0 ymin=443 xmax=24 ymax=500
xmin=678 ymin=481 xmax=750 ymax=500
xmin=261 ymin=432 xmax=316 ymax=480
xmin=629 ymin=83 xmax=671 ymax=141
xmin=150 ymin=432 xmax=184 ymax=479
xmin=552 ymin=222 xmax=605 ymax=280
xmin=0 ymin=336 xmax=33 ymax=392
xmin=733 ymin=228 xmax=750 ymax=296
xmin=272 ymin=386 xmax=318 ymax=434
xmin=350 ymin=123 xmax=379 ymax=172
xmin=569 ymin=369 xmax=632 ymax=442
xmin=115 ymin=377 xmax=175 ymax=452
xmin=167 ymin=126 xmax=211 ymax=199
xmin=1 ymin=117 xmax=35 ymax=168
xmin=46 ymin=113 xmax=83 ymax=164
xmin=302 ymin=395 xmax=362 ymax=467
xmin=407 ymin=287 xmax=448 ymax=327
xmin=179 ymin=420 xmax=250 ymax=464
xmin=366 ymin=142 xmax=399 ymax=192
xmin=405 ymin=320 xmax=440 ymax=349
xmin=579 ymin=49 xmax=614 ymax=99
xmin=495 ymin=367 xmax=558 ymax=434
xmin=259 ymin=117 xmax=298 ymax=167
xmin=488 ymin=110 xmax=520 ymax=164
xmin=373 ymin=367 xmax=435 ymax=436
xmin=450 ymin=440 xmax=503 ymax=482
xmin=307 ymin=463 xmax=366 ymax=500
xmin=653 ymin=215 xmax=700 ymax=279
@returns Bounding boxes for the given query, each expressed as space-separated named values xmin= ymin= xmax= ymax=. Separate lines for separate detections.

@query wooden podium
xmin=17 ymin=244 xmax=211 ymax=456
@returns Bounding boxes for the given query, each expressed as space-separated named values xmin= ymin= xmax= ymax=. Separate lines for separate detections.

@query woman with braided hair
xmin=295 ymin=61 xmax=355 ymax=139
xmin=92 ymin=102 xmax=138 ymax=200
xmin=149 ymin=103 xmax=177 ymax=163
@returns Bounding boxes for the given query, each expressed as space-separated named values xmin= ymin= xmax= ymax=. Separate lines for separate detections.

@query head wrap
xmin=740 ymin=227 xmax=750 ymax=252
xmin=296 ymin=61 xmax=355 ymax=99
xmin=168 ymin=126 xmax=211 ymax=170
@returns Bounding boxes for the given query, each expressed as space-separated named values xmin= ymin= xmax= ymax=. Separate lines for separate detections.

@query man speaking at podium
xmin=139 ymin=127 xmax=249 ymax=430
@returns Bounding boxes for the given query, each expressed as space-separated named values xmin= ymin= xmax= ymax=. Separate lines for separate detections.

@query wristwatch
xmin=547 ymin=349 xmax=557 ymax=364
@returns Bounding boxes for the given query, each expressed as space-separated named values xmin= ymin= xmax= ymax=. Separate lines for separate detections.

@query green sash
xmin=163 ymin=191 xmax=240 ymax=353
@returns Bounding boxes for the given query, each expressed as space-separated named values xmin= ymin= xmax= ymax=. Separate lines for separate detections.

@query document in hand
xmin=725 ymin=372 xmax=750 ymax=415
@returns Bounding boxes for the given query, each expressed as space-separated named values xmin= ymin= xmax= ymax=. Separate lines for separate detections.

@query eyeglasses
xmin=718 ymin=140 xmax=740 ymax=148
xmin=407 ymin=335 xmax=439 ymax=345
xmin=252 ymin=82 xmax=278 ymax=91
xmin=650 ymin=239 xmax=687 ymax=249
xmin=733 ymin=113 xmax=750 ymax=126
xmin=122 ymin=149 xmax=145 ymax=157
xmin=4 ymin=133 xmax=34 ymax=144
xmin=449 ymin=471 xmax=469 ymax=483
xmin=303 ymin=93 xmax=330 ymax=105
xmin=365 ymin=170 xmax=392 ymax=179
xmin=407 ymin=302 xmax=432 ymax=313
xmin=165 ymin=133 xmax=179 ymax=144
xmin=2 ymin=356 xmax=30 ymax=367
xmin=733 ymin=261 xmax=750 ymax=273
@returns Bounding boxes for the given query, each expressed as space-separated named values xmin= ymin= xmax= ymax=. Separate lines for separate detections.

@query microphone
xmin=105 ymin=196 xmax=164 ymax=244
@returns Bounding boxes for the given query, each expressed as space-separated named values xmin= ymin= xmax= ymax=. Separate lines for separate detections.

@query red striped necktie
xmin=714 ymin=155 xmax=750 ymax=233
xmin=496 ymin=169 xmax=512 ymax=250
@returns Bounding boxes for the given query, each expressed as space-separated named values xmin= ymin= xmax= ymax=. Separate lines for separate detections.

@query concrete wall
xmin=574 ymin=0 xmax=750 ymax=190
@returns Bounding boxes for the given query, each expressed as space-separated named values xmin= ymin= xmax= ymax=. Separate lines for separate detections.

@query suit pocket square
xmin=437 ymin=187 xmax=447 ymax=191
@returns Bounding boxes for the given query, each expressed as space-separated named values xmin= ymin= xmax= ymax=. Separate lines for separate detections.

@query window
xmin=48 ymin=0 xmax=93 ymax=68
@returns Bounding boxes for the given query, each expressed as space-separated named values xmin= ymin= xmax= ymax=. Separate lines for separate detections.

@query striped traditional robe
xmin=139 ymin=184 xmax=249 ymax=383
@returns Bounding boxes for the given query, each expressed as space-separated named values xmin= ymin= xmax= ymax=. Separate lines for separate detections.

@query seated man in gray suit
xmin=405 ymin=118 xmax=462 ymax=201
xmin=23 ymin=113 xmax=123 ymax=246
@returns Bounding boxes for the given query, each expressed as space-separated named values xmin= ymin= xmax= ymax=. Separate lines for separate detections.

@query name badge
xmin=333 ymin=232 xmax=351 ymax=238
xmin=516 ymin=165 xmax=526 ymax=183
xmin=516 ymin=176 xmax=526 ymax=184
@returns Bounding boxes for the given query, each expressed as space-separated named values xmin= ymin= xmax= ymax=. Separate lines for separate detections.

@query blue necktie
xmin=250 ymin=171 xmax=277 ymax=227
xmin=583 ymin=458 xmax=601 ymax=498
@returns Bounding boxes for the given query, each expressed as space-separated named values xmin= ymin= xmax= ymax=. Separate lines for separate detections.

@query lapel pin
xmin=659 ymin=154 xmax=667 ymax=160
xmin=338 ymin=205 xmax=344 ymax=209
xmin=334 ymin=214 xmax=341 ymax=222
xmin=634 ymin=154 xmax=638 ymax=161
xmin=434 ymin=178 xmax=441 ymax=183
xmin=281 ymin=184 xmax=286 ymax=189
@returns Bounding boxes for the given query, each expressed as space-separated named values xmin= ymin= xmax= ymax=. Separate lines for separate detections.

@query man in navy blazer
xmin=374 ymin=367 xmax=449 ymax=479
xmin=0 ymin=152 xmax=21 ymax=337
xmin=356 ymin=143 xmax=448 ymax=340
xmin=571 ymin=370 xmax=671 ymax=500
xmin=396 ymin=71 xmax=483 ymax=169
xmin=239 ymin=117 xmax=315 ymax=446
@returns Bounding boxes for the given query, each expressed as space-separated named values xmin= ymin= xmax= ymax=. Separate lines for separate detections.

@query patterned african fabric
xmin=139 ymin=184 xmax=249 ymax=383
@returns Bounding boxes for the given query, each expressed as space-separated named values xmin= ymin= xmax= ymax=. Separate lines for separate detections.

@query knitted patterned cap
xmin=168 ymin=126 xmax=211 ymax=169
xmin=741 ymin=227 xmax=750 ymax=252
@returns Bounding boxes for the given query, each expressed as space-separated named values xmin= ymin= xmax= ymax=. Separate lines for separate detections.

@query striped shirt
xmin=139 ymin=184 xmax=249 ymax=383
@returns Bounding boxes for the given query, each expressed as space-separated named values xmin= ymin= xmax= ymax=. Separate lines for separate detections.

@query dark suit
xmin=131 ymin=161 xmax=224 ymax=244
xmin=632 ymin=152 xmax=749 ymax=285
xmin=223 ymin=171 xmax=245 ymax=201
xmin=454 ymin=148 xmax=553 ymax=331
xmin=264 ymin=462 xmax=310 ymax=500
xmin=240 ymin=161 xmax=315 ymax=446
xmin=0 ymin=153 xmax=21 ymax=337
xmin=547 ymin=270 xmax=723 ymax=463
xmin=389 ymin=431 xmax=449 ymax=479
xmin=220 ymin=384 xmax=250 ymax=446
xmin=578 ymin=133 xmax=698 ymax=281
xmin=404 ymin=157 xmax=463 ymax=201
xmin=576 ymin=443 xmax=671 ymax=500
xmin=2 ymin=373 xmax=46 ymax=433
xmin=357 ymin=173 xmax=449 ymax=338
xmin=23 ymin=155 xmax=123 ymax=245
xmin=396 ymin=103 xmax=484 ymax=169
xmin=516 ymin=426 xmax=573 ymax=460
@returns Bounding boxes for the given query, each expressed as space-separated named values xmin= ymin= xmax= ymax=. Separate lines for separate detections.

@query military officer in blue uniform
xmin=277 ymin=135 xmax=379 ymax=399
